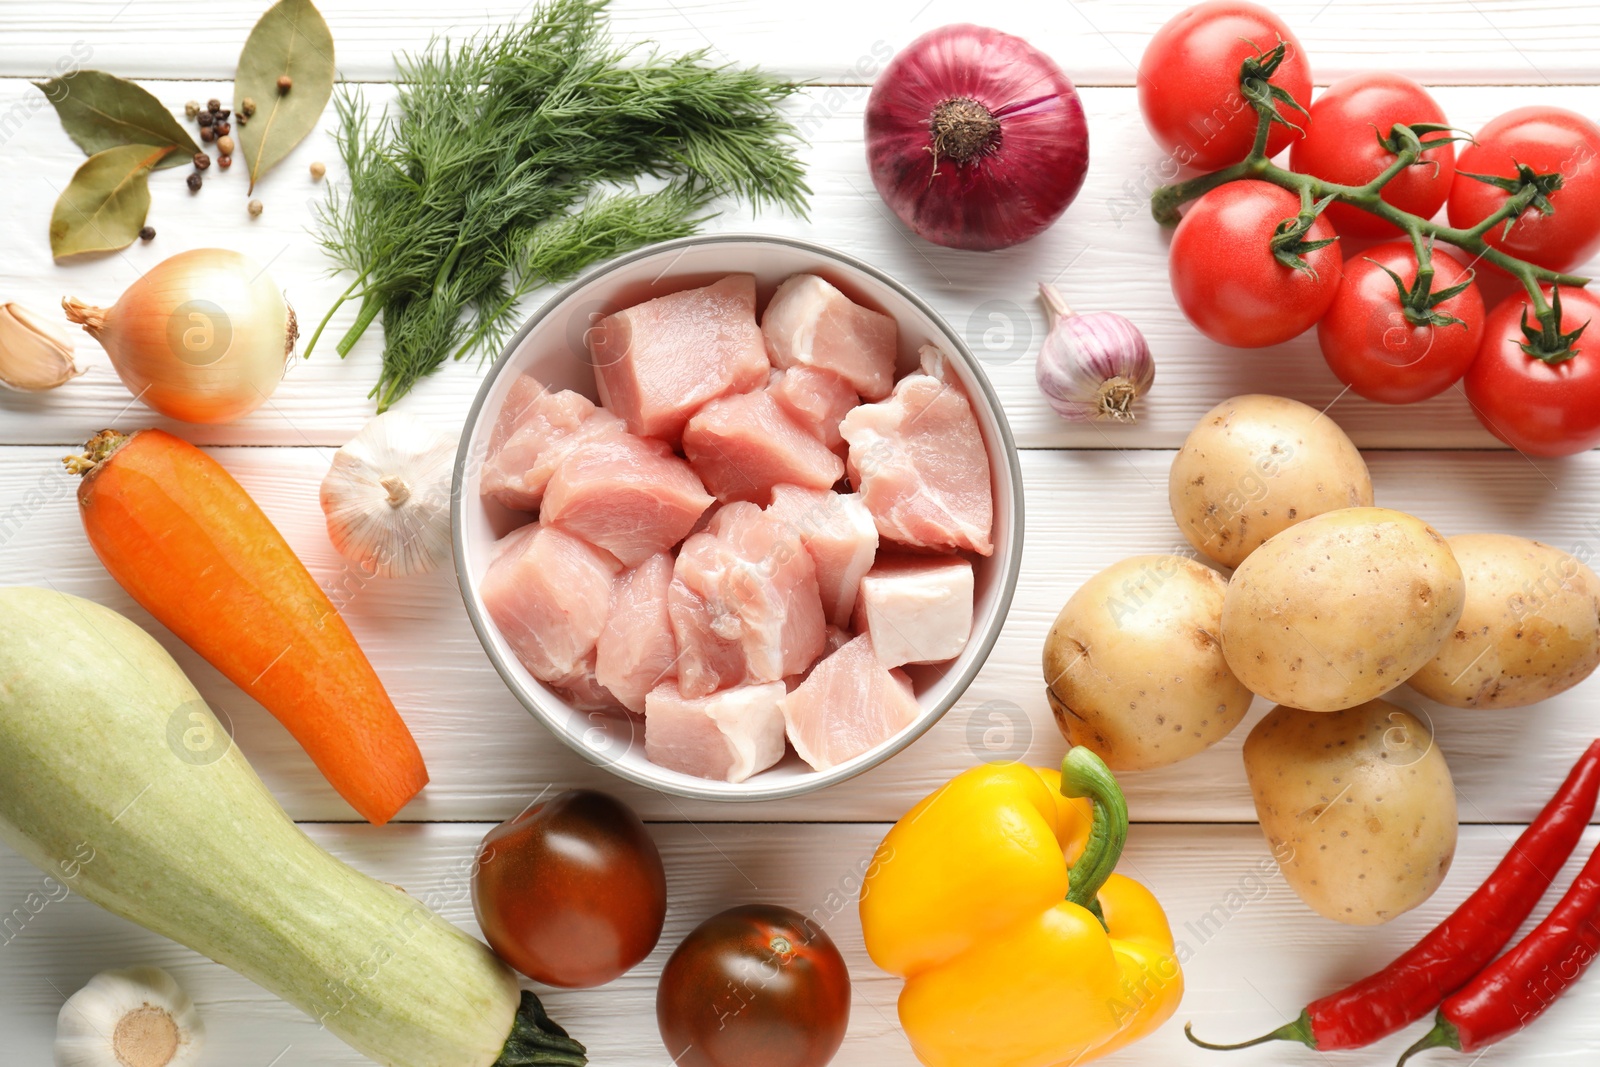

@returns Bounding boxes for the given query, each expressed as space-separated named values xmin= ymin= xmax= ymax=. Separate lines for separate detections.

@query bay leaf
xmin=34 ymin=70 xmax=198 ymax=170
xmin=236 ymin=0 xmax=336 ymax=192
xmin=49 ymin=144 xmax=174 ymax=260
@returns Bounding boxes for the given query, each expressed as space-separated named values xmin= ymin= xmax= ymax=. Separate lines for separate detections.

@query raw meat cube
xmin=669 ymin=502 xmax=827 ymax=697
xmin=590 ymin=274 xmax=770 ymax=443
xmin=596 ymin=553 xmax=679 ymax=714
xmin=768 ymin=366 xmax=858 ymax=449
xmin=682 ymin=390 xmax=844 ymax=504
xmin=765 ymin=485 xmax=878 ymax=628
xmin=851 ymin=554 xmax=974 ymax=668
xmin=479 ymin=374 xmax=623 ymax=511
xmin=481 ymin=524 xmax=619 ymax=689
xmin=841 ymin=346 xmax=994 ymax=556
xmin=779 ymin=633 xmax=921 ymax=771
xmin=556 ymin=655 xmax=623 ymax=712
xmin=762 ymin=274 xmax=900 ymax=401
xmin=644 ymin=681 xmax=787 ymax=783
xmin=542 ymin=433 xmax=713 ymax=567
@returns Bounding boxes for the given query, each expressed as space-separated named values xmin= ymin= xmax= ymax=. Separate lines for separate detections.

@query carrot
xmin=65 ymin=428 xmax=427 ymax=825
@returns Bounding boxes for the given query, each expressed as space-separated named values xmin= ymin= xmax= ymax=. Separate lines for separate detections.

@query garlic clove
xmin=1035 ymin=283 xmax=1154 ymax=423
xmin=0 ymin=301 xmax=82 ymax=391
xmin=55 ymin=966 xmax=204 ymax=1067
xmin=321 ymin=411 xmax=457 ymax=578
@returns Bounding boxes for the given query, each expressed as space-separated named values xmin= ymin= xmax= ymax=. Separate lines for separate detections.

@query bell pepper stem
xmin=1183 ymin=1012 xmax=1317 ymax=1051
xmin=1059 ymin=747 xmax=1129 ymax=925
xmin=1396 ymin=1017 xmax=1460 ymax=1067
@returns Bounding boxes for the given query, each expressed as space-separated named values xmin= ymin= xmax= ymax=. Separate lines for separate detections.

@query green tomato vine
xmin=1149 ymin=43 xmax=1593 ymax=363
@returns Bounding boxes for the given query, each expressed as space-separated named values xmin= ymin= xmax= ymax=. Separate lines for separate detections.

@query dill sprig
xmin=308 ymin=0 xmax=809 ymax=409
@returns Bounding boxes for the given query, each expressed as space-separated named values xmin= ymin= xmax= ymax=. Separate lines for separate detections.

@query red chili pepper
xmin=1186 ymin=739 xmax=1600 ymax=1053
xmin=1397 ymin=833 xmax=1600 ymax=1064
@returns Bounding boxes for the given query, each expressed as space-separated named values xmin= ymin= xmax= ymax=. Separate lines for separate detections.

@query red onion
xmin=864 ymin=24 xmax=1090 ymax=251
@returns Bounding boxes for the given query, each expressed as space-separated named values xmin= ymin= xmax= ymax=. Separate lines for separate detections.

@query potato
xmin=1042 ymin=554 xmax=1253 ymax=770
xmin=1408 ymin=533 xmax=1600 ymax=708
xmin=1244 ymin=699 xmax=1457 ymax=925
xmin=1169 ymin=394 xmax=1373 ymax=569
xmin=1222 ymin=507 xmax=1465 ymax=711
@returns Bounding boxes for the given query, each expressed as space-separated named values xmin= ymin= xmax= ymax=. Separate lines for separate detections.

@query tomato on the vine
xmin=1465 ymin=286 xmax=1600 ymax=456
xmin=1290 ymin=73 xmax=1454 ymax=239
xmin=1169 ymin=180 xmax=1343 ymax=347
xmin=1448 ymin=107 xmax=1600 ymax=274
xmin=1317 ymin=240 xmax=1483 ymax=403
xmin=1137 ymin=1 xmax=1312 ymax=171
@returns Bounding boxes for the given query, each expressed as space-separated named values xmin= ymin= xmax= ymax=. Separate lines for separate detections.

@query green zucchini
xmin=0 ymin=587 xmax=584 ymax=1067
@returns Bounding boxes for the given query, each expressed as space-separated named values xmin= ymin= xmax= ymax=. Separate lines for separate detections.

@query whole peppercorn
xmin=184 ymin=100 xmax=200 ymax=120
xmin=241 ymin=97 xmax=257 ymax=117
xmin=197 ymin=111 xmax=214 ymax=128
xmin=248 ymin=199 xmax=264 ymax=217
xmin=310 ymin=161 xmax=326 ymax=181
xmin=207 ymin=98 xmax=221 ymax=113
xmin=200 ymin=126 xmax=216 ymax=143
xmin=277 ymin=75 xmax=293 ymax=94
xmin=216 ymin=135 xmax=235 ymax=155
xmin=218 ymin=154 xmax=233 ymax=169
xmin=139 ymin=226 xmax=155 ymax=241
xmin=216 ymin=108 xmax=230 ymax=121
xmin=214 ymin=121 xmax=230 ymax=136
xmin=192 ymin=152 xmax=211 ymax=171
xmin=186 ymin=173 xmax=202 ymax=193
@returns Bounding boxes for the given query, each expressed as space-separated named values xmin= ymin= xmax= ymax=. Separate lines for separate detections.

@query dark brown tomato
xmin=471 ymin=789 xmax=666 ymax=988
xmin=657 ymin=905 xmax=851 ymax=1067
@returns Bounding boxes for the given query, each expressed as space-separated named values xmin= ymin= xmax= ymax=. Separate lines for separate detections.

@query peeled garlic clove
xmin=0 ymin=301 xmax=82 ymax=391
xmin=321 ymin=411 xmax=456 ymax=578
xmin=55 ymin=966 xmax=204 ymax=1067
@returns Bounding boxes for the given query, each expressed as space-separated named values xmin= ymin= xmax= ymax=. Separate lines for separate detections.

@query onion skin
xmin=865 ymin=25 xmax=1089 ymax=251
xmin=63 ymin=249 xmax=294 ymax=424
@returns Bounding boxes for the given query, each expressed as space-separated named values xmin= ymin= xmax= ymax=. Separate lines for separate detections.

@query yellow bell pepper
xmin=859 ymin=749 xmax=1183 ymax=1067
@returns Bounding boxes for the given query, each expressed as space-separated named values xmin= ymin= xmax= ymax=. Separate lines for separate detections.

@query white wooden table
xmin=4 ymin=1 xmax=1600 ymax=1063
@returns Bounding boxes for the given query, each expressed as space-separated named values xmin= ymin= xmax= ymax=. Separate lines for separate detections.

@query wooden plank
xmin=4 ymin=444 xmax=1598 ymax=825
xmin=2 ymin=822 xmax=1597 ymax=1064
xmin=2 ymin=0 xmax=1598 ymax=84
xmin=5 ymin=79 xmax=1599 ymax=451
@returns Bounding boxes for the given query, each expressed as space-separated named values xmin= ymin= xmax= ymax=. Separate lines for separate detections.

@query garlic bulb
xmin=321 ymin=411 xmax=456 ymax=578
xmin=1035 ymin=283 xmax=1154 ymax=423
xmin=0 ymin=301 xmax=81 ymax=391
xmin=55 ymin=967 xmax=203 ymax=1067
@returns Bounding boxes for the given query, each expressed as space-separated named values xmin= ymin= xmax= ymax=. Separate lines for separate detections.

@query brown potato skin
xmin=1043 ymin=555 xmax=1253 ymax=771
xmin=1407 ymin=533 xmax=1600 ymax=709
xmin=1169 ymin=394 xmax=1373 ymax=570
xmin=1221 ymin=507 xmax=1465 ymax=712
xmin=1244 ymin=699 xmax=1457 ymax=925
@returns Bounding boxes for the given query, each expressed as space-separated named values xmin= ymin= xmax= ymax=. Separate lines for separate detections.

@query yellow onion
xmin=63 ymin=249 xmax=296 ymax=423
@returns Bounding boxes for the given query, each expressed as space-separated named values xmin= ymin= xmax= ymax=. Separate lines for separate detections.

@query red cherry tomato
xmin=1137 ymin=1 xmax=1313 ymax=171
xmin=1169 ymin=180 xmax=1343 ymax=347
xmin=657 ymin=905 xmax=851 ymax=1067
xmin=1316 ymin=241 xmax=1484 ymax=403
xmin=472 ymin=789 xmax=666 ymax=988
xmin=1290 ymin=72 xmax=1454 ymax=239
xmin=1448 ymin=107 xmax=1600 ymax=273
xmin=1465 ymin=286 xmax=1600 ymax=456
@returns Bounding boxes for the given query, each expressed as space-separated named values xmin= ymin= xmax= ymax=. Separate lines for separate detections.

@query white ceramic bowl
xmin=453 ymin=234 xmax=1024 ymax=801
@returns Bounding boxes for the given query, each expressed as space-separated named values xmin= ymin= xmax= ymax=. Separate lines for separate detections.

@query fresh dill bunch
xmin=309 ymin=0 xmax=809 ymax=410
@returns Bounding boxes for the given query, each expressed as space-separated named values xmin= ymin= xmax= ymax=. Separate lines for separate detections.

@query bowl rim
xmin=451 ymin=232 xmax=1025 ymax=802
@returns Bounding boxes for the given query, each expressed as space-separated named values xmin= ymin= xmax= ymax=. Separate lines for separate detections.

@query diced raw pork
xmin=556 ymin=655 xmax=622 ymax=712
xmin=767 ymin=366 xmax=858 ymax=449
xmin=644 ymin=681 xmax=787 ymax=783
xmin=779 ymin=633 xmax=921 ymax=771
xmin=851 ymin=554 xmax=974 ymax=668
xmin=590 ymin=274 xmax=770 ymax=443
xmin=840 ymin=346 xmax=994 ymax=556
xmin=596 ymin=553 xmax=679 ymax=714
xmin=479 ymin=374 xmax=625 ymax=511
xmin=669 ymin=502 xmax=827 ymax=697
xmin=761 ymin=274 xmax=900 ymax=401
xmin=765 ymin=485 xmax=877 ymax=628
xmin=542 ymin=433 xmax=713 ymax=566
xmin=682 ymin=390 xmax=844 ymax=504
xmin=480 ymin=524 xmax=620 ymax=689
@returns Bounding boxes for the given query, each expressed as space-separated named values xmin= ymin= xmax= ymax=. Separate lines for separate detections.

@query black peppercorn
xmin=197 ymin=111 xmax=213 ymax=128
xmin=200 ymin=126 xmax=216 ymax=143
xmin=216 ymin=108 xmax=230 ymax=121
xmin=139 ymin=226 xmax=155 ymax=241
xmin=193 ymin=152 xmax=210 ymax=171
xmin=207 ymin=98 xmax=221 ymax=112
xmin=186 ymin=173 xmax=202 ymax=192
